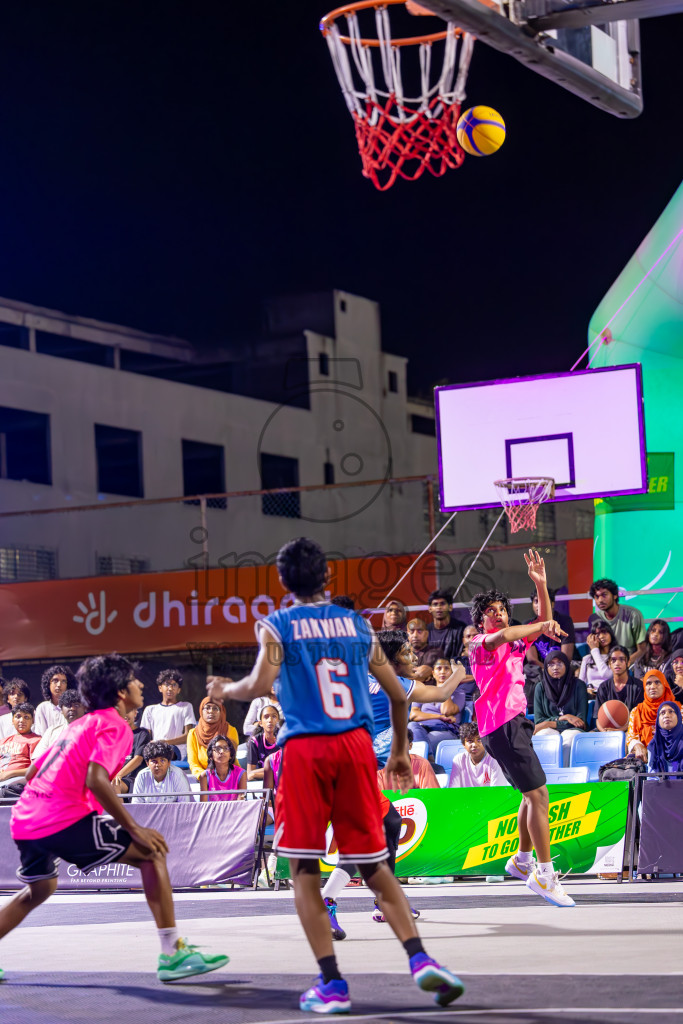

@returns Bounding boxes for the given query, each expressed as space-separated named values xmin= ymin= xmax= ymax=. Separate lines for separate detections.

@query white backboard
xmin=435 ymin=365 xmax=646 ymax=512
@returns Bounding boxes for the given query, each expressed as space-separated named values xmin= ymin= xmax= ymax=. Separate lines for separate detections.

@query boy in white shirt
xmin=132 ymin=742 xmax=193 ymax=803
xmin=448 ymin=723 xmax=508 ymax=788
xmin=140 ymin=669 xmax=196 ymax=761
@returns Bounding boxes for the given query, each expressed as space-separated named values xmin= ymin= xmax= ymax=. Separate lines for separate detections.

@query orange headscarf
xmin=631 ymin=670 xmax=677 ymax=748
xmin=194 ymin=696 xmax=228 ymax=748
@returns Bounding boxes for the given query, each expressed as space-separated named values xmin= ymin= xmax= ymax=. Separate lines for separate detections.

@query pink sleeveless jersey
xmin=206 ymin=764 xmax=245 ymax=801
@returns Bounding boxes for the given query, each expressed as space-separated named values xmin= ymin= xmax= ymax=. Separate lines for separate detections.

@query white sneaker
xmin=526 ymin=869 xmax=576 ymax=907
xmin=505 ymin=855 xmax=535 ymax=880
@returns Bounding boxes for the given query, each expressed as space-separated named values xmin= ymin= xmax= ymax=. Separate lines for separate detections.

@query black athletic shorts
xmin=15 ymin=813 xmax=134 ymax=884
xmin=481 ymin=713 xmax=546 ymax=793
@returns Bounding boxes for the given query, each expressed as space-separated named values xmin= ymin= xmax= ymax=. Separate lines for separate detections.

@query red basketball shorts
xmin=273 ymin=727 xmax=388 ymax=865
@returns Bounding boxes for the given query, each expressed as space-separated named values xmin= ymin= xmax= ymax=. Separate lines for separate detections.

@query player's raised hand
xmin=542 ymin=619 xmax=568 ymax=640
xmin=385 ymin=752 xmax=413 ymax=795
xmin=206 ymin=675 xmax=233 ymax=701
xmin=524 ymin=548 xmax=546 ymax=586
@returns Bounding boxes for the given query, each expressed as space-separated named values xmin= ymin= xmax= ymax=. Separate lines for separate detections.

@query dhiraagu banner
xmin=275 ymin=783 xmax=629 ymax=879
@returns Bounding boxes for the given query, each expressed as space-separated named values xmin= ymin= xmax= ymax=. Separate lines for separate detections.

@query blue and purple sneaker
xmin=299 ymin=976 xmax=351 ymax=1014
xmin=410 ymin=952 xmax=465 ymax=1007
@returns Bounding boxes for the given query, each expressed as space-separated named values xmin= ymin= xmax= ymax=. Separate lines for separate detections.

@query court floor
xmin=0 ymin=878 xmax=681 ymax=1024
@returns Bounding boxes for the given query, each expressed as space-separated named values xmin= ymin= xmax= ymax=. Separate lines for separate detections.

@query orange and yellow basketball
xmin=456 ymin=106 xmax=506 ymax=157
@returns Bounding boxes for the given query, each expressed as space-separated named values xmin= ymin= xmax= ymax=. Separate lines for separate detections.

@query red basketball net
xmin=494 ymin=478 xmax=556 ymax=534
xmin=321 ymin=2 xmax=474 ymax=191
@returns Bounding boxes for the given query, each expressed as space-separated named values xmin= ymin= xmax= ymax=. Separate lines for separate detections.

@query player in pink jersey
xmin=469 ymin=549 xmax=575 ymax=908
xmin=0 ymin=654 xmax=229 ymax=984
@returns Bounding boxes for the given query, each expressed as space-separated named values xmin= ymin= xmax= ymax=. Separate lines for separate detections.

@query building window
xmin=534 ymin=504 xmax=557 ymax=543
xmin=324 ymin=461 xmax=335 ymax=485
xmin=319 ymin=352 xmax=329 ymax=376
xmin=0 ymin=324 xmax=29 ymax=350
xmin=0 ymin=544 xmax=57 ymax=582
xmin=411 ymin=414 xmax=436 ymax=437
xmin=575 ymin=507 xmax=594 ymax=538
xmin=182 ymin=439 xmax=226 ymax=509
xmin=388 ymin=370 xmax=398 ymax=393
xmin=260 ymin=453 xmax=301 ymax=518
xmin=36 ymin=331 xmax=115 ymax=367
xmin=0 ymin=406 xmax=51 ymax=485
xmin=95 ymin=424 xmax=143 ymax=497
xmin=96 ymin=554 xmax=150 ymax=575
xmin=339 ymin=299 xmax=347 ymax=313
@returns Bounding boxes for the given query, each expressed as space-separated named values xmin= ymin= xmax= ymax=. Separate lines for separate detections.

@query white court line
xmin=257 ymin=1012 xmax=683 ymax=1023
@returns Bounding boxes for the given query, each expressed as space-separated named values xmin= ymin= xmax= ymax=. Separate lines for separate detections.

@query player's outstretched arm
xmin=207 ymin=631 xmax=281 ymax=704
xmin=412 ymin=661 xmax=466 ymax=704
xmin=485 ymin=619 xmax=567 ymax=652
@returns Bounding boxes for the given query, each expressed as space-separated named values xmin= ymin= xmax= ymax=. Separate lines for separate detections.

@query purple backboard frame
xmin=505 ymin=432 xmax=576 ymax=488
xmin=434 ymin=364 xmax=647 ymax=513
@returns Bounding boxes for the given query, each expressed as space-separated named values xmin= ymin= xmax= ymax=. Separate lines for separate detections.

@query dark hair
xmin=530 ymin=587 xmax=556 ymax=603
xmin=259 ymin=703 xmax=281 ymax=724
xmin=331 ymin=595 xmax=355 ymax=610
xmin=58 ymin=689 xmax=85 ymax=710
xmin=157 ymin=668 xmax=182 ymax=688
xmin=642 ymin=618 xmax=672 ymax=660
xmin=470 ymin=590 xmax=511 ymax=631
xmin=12 ymin=701 xmax=35 ymax=719
xmin=40 ymin=664 xmax=76 ymax=702
xmin=207 ymin=734 xmax=236 ymax=773
xmin=376 ymin=628 xmax=408 ymax=665
xmin=589 ymin=578 xmax=619 ymax=600
xmin=3 ymin=678 xmax=30 ymax=705
xmin=592 ymin=620 xmax=615 ymax=640
xmin=77 ymin=655 xmax=135 ymax=711
xmin=407 ymin=727 xmax=414 ymax=744
xmin=276 ymin=537 xmax=327 ymax=597
xmin=429 ymin=589 xmax=453 ymax=605
xmin=608 ymin=645 xmax=630 ymax=663
xmin=459 ymin=722 xmax=480 ymax=743
xmin=143 ymin=740 xmax=174 ymax=762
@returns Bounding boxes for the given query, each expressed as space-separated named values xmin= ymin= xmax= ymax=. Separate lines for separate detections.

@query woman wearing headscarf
xmin=667 ymin=647 xmax=683 ymax=701
xmin=534 ymin=651 xmax=589 ymax=766
xmin=648 ymin=701 xmax=683 ymax=774
xmin=187 ymin=696 xmax=239 ymax=779
xmin=627 ymin=669 xmax=682 ymax=761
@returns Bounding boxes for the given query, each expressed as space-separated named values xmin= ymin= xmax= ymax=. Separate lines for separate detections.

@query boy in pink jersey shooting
xmin=0 ymin=654 xmax=228 ymax=983
xmin=469 ymin=549 xmax=575 ymax=908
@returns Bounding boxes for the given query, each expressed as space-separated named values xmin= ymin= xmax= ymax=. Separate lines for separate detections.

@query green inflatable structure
xmin=589 ymin=182 xmax=683 ymax=629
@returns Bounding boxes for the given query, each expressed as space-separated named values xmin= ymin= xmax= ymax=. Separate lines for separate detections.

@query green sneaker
xmin=157 ymin=940 xmax=229 ymax=983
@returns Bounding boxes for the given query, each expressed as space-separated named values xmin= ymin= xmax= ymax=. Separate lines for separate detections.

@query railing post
xmin=426 ymin=477 xmax=436 ymax=542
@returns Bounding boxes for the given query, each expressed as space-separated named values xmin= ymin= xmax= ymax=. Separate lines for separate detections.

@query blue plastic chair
xmin=461 ymin=706 xmax=472 ymax=724
xmin=434 ymin=739 xmax=464 ymax=774
xmin=531 ymin=730 xmax=562 ymax=768
xmin=569 ymin=731 xmax=625 ymax=781
xmin=410 ymin=740 xmax=429 ymax=759
xmin=586 ymin=700 xmax=596 ymax=728
xmin=544 ymin=766 xmax=590 ymax=784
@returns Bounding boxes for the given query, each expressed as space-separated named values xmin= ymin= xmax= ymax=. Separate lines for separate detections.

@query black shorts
xmin=15 ymin=813 xmax=133 ymax=884
xmin=481 ymin=714 xmax=546 ymax=793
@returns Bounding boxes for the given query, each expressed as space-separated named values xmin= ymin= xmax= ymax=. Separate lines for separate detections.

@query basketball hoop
xmin=494 ymin=477 xmax=555 ymax=534
xmin=320 ymin=0 xmax=475 ymax=190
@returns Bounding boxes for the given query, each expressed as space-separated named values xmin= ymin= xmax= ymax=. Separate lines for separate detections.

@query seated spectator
xmin=140 ymin=668 xmax=196 ymax=761
xmin=187 ymin=697 xmax=239 ymax=779
xmin=263 ymin=747 xmax=283 ymax=792
xmin=377 ymin=728 xmax=440 ymax=790
xmin=648 ymin=702 xmax=683 ymax=773
xmin=427 ymin=588 xmax=468 ymax=661
xmin=131 ymin=741 xmax=193 ymax=803
xmin=407 ymin=617 xmax=439 ymax=672
xmin=34 ymin=665 xmax=76 ymax=735
xmin=330 ymin=595 xmax=355 ymax=610
xmin=579 ymin=621 xmax=616 ymax=694
xmin=534 ymin=651 xmax=588 ymax=765
xmin=382 ymin=599 xmax=407 ymax=631
xmin=113 ymin=708 xmax=152 ymax=795
xmin=595 ymin=646 xmax=644 ymax=728
xmin=247 ymin=704 xmax=281 ymax=782
xmin=31 ymin=689 xmax=86 ymax=761
xmin=198 ymin=735 xmax=246 ymax=801
xmin=0 ymin=703 xmax=40 ymax=791
xmin=668 ymin=647 xmax=683 ymax=700
xmin=525 ymin=589 xmax=576 ymax=665
xmin=626 ymin=669 xmax=681 ymax=761
xmin=453 ymin=624 xmax=480 ymax=711
xmin=631 ymin=619 xmax=673 ymax=681
xmin=449 ymin=722 xmax=508 ymax=787
xmin=588 ymin=578 xmax=646 ymax=664
xmin=409 ymin=656 xmax=464 ymax=757
xmin=243 ymin=690 xmax=282 ymax=738
xmin=0 ymin=679 xmax=31 ymax=740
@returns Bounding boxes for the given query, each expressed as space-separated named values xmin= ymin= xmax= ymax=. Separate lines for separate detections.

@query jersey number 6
xmin=315 ymin=658 xmax=356 ymax=720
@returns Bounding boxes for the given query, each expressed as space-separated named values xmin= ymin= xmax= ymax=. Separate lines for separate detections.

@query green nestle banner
xmin=595 ymin=452 xmax=675 ymax=515
xmin=275 ymin=783 xmax=629 ymax=879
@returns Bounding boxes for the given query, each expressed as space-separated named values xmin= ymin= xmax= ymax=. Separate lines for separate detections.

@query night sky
xmin=0 ymin=1 xmax=680 ymax=394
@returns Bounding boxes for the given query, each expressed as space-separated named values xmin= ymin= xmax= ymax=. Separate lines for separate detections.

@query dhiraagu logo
xmin=462 ymin=791 xmax=601 ymax=870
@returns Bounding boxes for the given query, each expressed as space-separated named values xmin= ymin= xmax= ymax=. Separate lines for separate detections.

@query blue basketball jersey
xmin=368 ymin=674 xmax=415 ymax=739
xmin=258 ymin=602 xmax=375 ymax=744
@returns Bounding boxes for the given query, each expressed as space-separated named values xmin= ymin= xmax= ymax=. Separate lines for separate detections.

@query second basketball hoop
xmin=320 ymin=0 xmax=475 ymax=190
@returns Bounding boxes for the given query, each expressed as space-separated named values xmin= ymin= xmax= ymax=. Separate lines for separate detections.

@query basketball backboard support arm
xmin=414 ymin=0 xmax=643 ymax=117
xmin=530 ymin=0 xmax=683 ymax=31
